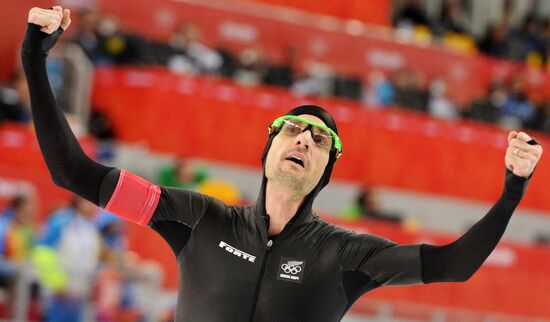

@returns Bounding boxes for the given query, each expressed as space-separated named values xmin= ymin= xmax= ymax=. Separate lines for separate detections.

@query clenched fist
xmin=28 ymin=6 xmax=71 ymax=34
xmin=505 ymin=131 xmax=543 ymax=178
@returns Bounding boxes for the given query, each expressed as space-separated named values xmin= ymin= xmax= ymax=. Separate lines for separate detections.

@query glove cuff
xmin=21 ymin=23 xmax=64 ymax=56
xmin=502 ymin=168 xmax=530 ymax=201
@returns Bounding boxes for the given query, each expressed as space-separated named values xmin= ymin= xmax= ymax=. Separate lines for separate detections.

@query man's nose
xmin=295 ymin=129 xmax=314 ymax=149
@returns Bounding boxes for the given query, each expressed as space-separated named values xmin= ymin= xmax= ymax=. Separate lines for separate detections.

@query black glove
xmin=21 ymin=23 xmax=64 ymax=56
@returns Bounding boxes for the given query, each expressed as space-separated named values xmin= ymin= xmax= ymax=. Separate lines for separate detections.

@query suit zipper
xmin=249 ymin=238 xmax=273 ymax=322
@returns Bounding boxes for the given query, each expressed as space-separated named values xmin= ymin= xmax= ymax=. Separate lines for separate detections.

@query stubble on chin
xmin=273 ymin=166 xmax=303 ymax=193
xmin=266 ymin=153 xmax=315 ymax=197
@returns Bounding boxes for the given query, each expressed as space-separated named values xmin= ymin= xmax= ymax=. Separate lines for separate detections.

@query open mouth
xmin=286 ymin=156 xmax=304 ymax=168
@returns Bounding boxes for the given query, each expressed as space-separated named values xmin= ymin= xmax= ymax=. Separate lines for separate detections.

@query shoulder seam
xmin=175 ymin=196 xmax=214 ymax=258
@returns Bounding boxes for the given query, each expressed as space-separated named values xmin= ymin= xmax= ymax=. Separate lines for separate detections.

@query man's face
xmin=265 ymin=114 xmax=331 ymax=196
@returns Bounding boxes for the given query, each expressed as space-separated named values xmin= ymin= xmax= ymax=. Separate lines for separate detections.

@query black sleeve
xmin=21 ymin=23 xmax=116 ymax=205
xmin=21 ymin=22 xmax=220 ymax=257
xmin=420 ymin=169 xmax=530 ymax=283
xmin=339 ymin=233 xmax=422 ymax=287
xmin=339 ymin=167 xmax=532 ymax=293
xmin=147 ymin=186 xmax=220 ymax=256
xmin=151 ymin=186 xmax=215 ymax=227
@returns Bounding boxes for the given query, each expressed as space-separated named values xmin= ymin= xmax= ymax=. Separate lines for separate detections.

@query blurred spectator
xmin=71 ymin=10 xmax=146 ymax=65
xmin=33 ymin=196 xmax=102 ymax=322
xmin=433 ymin=0 xmax=470 ymax=36
xmin=499 ymin=77 xmax=535 ymax=128
xmin=0 ymin=194 xmax=36 ymax=267
xmin=333 ymin=74 xmax=363 ymax=101
xmin=291 ymin=61 xmax=335 ymax=97
xmin=541 ymin=20 xmax=550 ymax=64
xmin=392 ymin=69 xmax=428 ymax=112
xmin=215 ymin=46 xmax=239 ymax=78
xmin=96 ymin=15 xmax=128 ymax=64
xmin=70 ymin=9 xmax=101 ymax=63
xmin=158 ymin=159 xmax=209 ymax=190
xmin=0 ymin=193 xmax=37 ymax=318
xmin=95 ymin=212 xmax=126 ymax=258
xmin=125 ymin=257 xmax=164 ymax=322
xmin=95 ymin=15 xmax=146 ymax=65
xmin=506 ymin=14 xmax=544 ymax=62
xmin=341 ymin=186 xmax=402 ymax=223
xmin=478 ymin=23 xmax=511 ymax=58
xmin=93 ymin=212 xmax=132 ymax=322
xmin=539 ymin=102 xmax=550 ymax=133
xmin=168 ymin=23 xmax=223 ymax=75
xmin=234 ymin=45 xmax=269 ymax=86
xmin=478 ymin=3 xmax=513 ymax=59
xmin=363 ymin=71 xmax=394 ymax=107
xmin=95 ymin=213 xmax=166 ymax=321
xmin=524 ymin=98 xmax=549 ymax=131
xmin=95 ymin=250 xmax=165 ymax=322
xmin=467 ymin=82 xmax=506 ymax=124
xmin=262 ymin=46 xmax=296 ymax=88
xmin=393 ymin=0 xmax=432 ymax=30
xmin=0 ymin=74 xmax=31 ymax=124
xmin=88 ymin=110 xmax=116 ymax=141
xmin=87 ymin=109 xmax=116 ymax=162
xmin=478 ymin=1 xmax=512 ymax=57
xmin=428 ymin=78 xmax=458 ymax=120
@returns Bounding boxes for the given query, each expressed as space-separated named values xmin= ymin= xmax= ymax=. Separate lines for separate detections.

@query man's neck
xmin=265 ymin=181 xmax=305 ymax=236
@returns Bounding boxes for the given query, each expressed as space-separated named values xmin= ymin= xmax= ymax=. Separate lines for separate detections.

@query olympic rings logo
xmin=281 ymin=263 xmax=302 ymax=275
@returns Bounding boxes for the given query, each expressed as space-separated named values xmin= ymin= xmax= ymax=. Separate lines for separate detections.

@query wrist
xmin=502 ymin=168 xmax=529 ymax=201
xmin=21 ymin=23 xmax=63 ymax=56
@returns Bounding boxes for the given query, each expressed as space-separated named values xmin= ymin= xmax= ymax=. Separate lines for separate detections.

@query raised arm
xmin=21 ymin=7 xmax=116 ymax=205
xmin=339 ymin=132 xmax=542 ymax=293
xmin=421 ymin=131 xmax=543 ymax=283
xmin=22 ymin=7 xmax=218 ymax=255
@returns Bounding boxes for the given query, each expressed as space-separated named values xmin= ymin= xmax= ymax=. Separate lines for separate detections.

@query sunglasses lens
xmin=313 ymin=134 xmax=332 ymax=150
xmin=281 ymin=119 xmax=304 ymax=135
xmin=312 ymin=128 xmax=332 ymax=149
xmin=279 ymin=119 xmax=334 ymax=151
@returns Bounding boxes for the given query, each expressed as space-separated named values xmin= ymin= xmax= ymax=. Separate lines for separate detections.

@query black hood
xmin=254 ymin=105 xmax=339 ymax=230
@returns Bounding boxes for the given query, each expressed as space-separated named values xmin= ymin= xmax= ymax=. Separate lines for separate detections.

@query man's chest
xmin=181 ymin=219 xmax=341 ymax=294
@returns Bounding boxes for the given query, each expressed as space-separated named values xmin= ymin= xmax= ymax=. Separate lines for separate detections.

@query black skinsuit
xmin=149 ymin=181 xmax=421 ymax=321
xmin=21 ymin=22 xmax=535 ymax=322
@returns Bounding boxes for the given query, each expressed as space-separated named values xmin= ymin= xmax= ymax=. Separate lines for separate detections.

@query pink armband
xmin=105 ymin=169 xmax=160 ymax=226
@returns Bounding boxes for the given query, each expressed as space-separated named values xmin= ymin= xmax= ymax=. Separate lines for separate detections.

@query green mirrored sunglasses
xmin=269 ymin=115 xmax=343 ymax=159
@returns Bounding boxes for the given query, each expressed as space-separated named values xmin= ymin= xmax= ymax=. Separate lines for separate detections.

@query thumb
xmin=61 ymin=9 xmax=71 ymax=30
xmin=507 ymin=131 xmax=518 ymax=143
xmin=52 ymin=6 xmax=62 ymax=12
